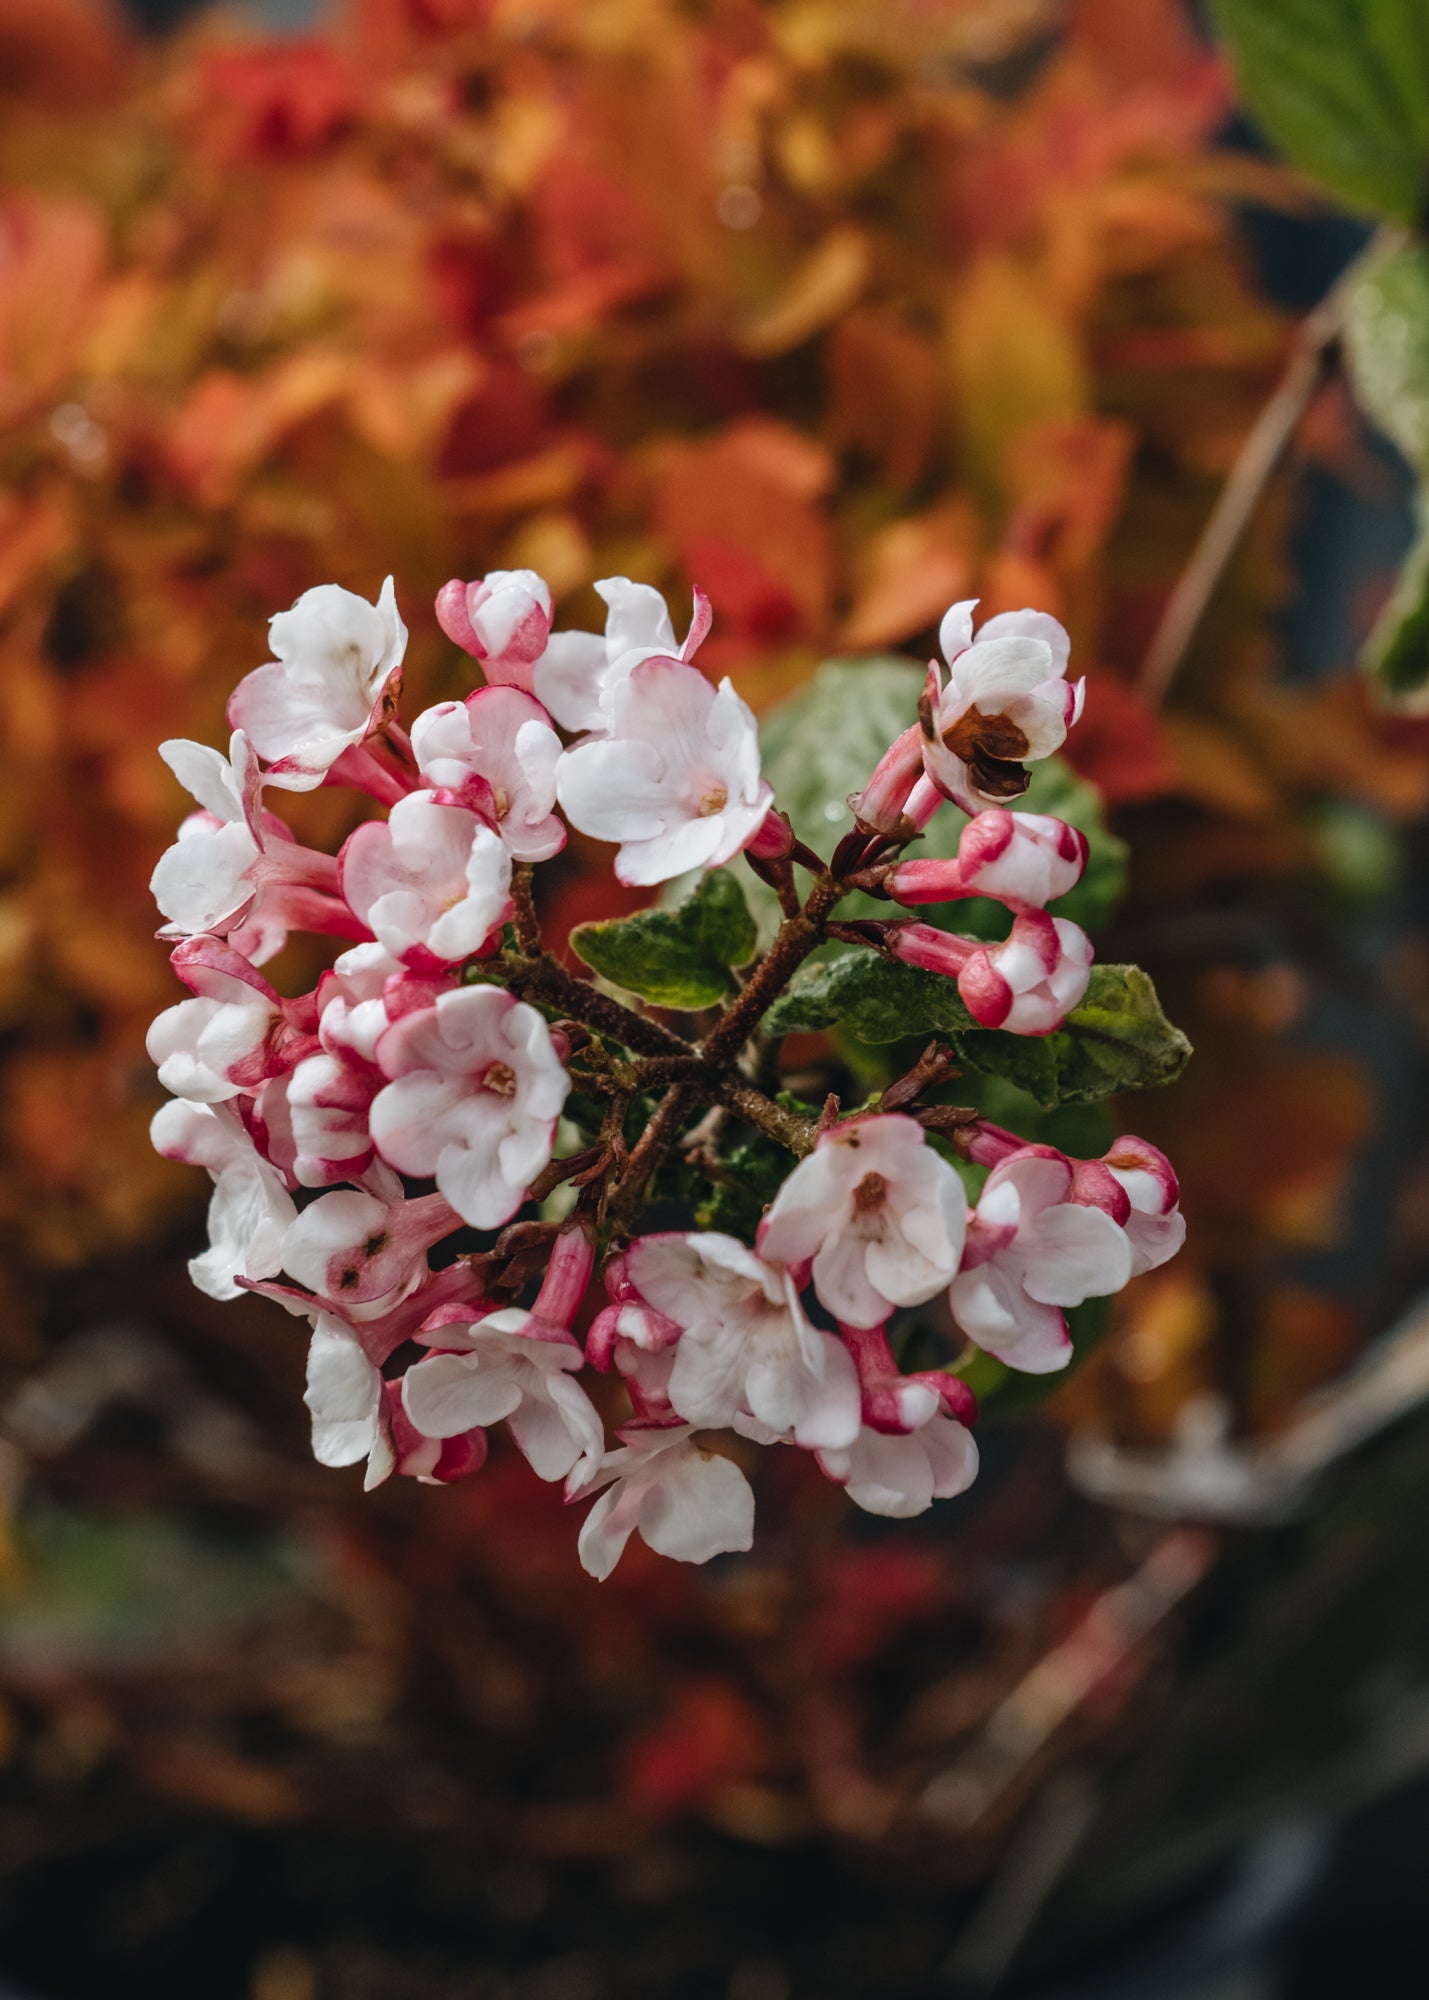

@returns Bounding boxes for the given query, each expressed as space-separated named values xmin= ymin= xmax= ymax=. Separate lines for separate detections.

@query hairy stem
xmin=510 ymin=864 xmax=542 ymax=956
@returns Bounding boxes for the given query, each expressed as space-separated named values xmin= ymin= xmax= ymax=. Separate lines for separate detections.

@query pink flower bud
xmin=436 ymin=570 xmax=553 ymax=690
xmin=891 ymin=911 xmax=1092 ymax=1035
xmin=890 ymin=810 xmax=1087 ymax=914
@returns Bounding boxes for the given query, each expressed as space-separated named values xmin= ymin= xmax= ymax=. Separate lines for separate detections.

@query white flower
xmin=228 ymin=577 xmax=407 ymax=789
xmin=949 ymin=1147 xmax=1133 ymax=1373
xmin=625 ymin=1232 xmax=860 ymax=1449
xmin=758 ymin=1114 xmax=968 ymax=1330
xmin=146 ymin=937 xmax=297 ymax=1104
xmin=920 ymin=600 xmax=1083 ymax=813
xmin=151 ymin=732 xmax=349 ymax=965
xmin=435 ymin=569 xmax=553 ymax=690
xmin=532 ymin=576 xmax=709 ymax=736
xmin=150 ymin=1097 xmax=296 ymax=1301
xmin=410 ymin=687 xmax=564 ymax=862
xmin=279 ymin=1186 xmax=459 ymax=1314
xmin=571 ymin=1423 xmax=755 ymax=1581
xmin=314 ymin=942 xmax=406 ymax=1067
xmin=339 ymin=791 xmax=512 ymax=971
xmin=890 ymin=810 xmax=1088 ymax=914
xmin=818 ymin=1411 xmax=979 ymax=1518
xmin=555 ymin=659 xmax=773 ymax=886
xmin=403 ymin=1308 xmax=604 ymax=1485
xmin=304 ymin=1315 xmax=395 ymax=1489
xmin=369 ymin=986 xmax=569 ymax=1229
xmin=286 ymin=1051 xmax=377 ymax=1187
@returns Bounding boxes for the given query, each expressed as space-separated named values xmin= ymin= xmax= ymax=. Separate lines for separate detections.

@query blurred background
xmin=3 ymin=0 xmax=1429 ymax=1993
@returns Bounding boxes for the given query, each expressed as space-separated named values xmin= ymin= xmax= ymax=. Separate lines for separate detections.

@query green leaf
xmin=765 ymin=958 xmax=1191 ymax=1107
xmin=1345 ymin=243 xmax=1429 ymax=474
xmin=1362 ymin=506 xmax=1429 ymax=694
xmin=571 ymin=868 xmax=756 ymax=1009
xmin=1212 ymin=0 xmax=1429 ymax=223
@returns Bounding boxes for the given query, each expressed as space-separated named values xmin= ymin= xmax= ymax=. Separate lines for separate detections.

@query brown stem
xmin=607 ymin=1082 xmax=696 ymax=1231
xmin=699 ymin=875 xmax=845 ymax=1070
xmin=492 ymin=953 xmax=691 ymax=1057
xmin=510 ymin=864 xmax=542 ymax=956
xmin=713 ymin=1078 xmax=819 ymax=1156
xmin=1138 ymin=233 xmax=1394 ymax=708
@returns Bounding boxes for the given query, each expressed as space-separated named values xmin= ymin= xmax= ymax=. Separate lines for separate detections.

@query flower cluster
xmin=149 ymin=573 xmax=1185 ymax=1576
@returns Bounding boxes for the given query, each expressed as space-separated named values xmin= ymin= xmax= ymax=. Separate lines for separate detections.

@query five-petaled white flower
xmin=369 ymin=985 xmax=569 ymax=1229
xmin=410 ymin=687 xmax=564 ymax=862
xmin=228 ymin=577 xmax=407 ymax=788
xmin=949 ymin=1146 xmax=1132 ymax=1374
xmin=533 ymin=575 xmax=710 ymax=736
xmin=570 ymin=1422 xmax=755 ymax=1580
xmin=150 ymin=1097 xmax=297 ymax=1301
xmin=403 ymin=1308 xmax=605 ymax=1486
xmin=818 ymin=1409 xmax=979 ymax=1518
xmin=625 ymin=1232 xmax=860 ymax=1448
xmin=556 ymin=658 xmax=772 ymax=886
xmin=339 ymin=791 xmax=512 ymax=973
xmin=759 ymin=1114 xmax=968 ymax=1330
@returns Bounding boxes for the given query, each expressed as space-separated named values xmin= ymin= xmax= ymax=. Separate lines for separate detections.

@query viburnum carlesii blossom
xmin=285 ymin=1051 xmax=378 ymax=1187
xmin=570 ymin=1422 xmax=755 ymax=1581
xmin=919 ymin=601 xmax=1083 ymax=813
xmin=146 ymin=937 xmax=317 ymax=1104
xmin=151 ymin=733 xmax=358 ymax=963
xmin=410 ymin=688 xmax=564 ymax=861
xmin=1098 ymin=1137 xmax=1187 ymax=1276
xmin=150 ymin=1098 xmax=297 ymax=1301
xmin=434 ymin=569 xmax=553 ymax=691
xmin=369 ymin=985 xmax=569 ymax=1229
xmin=339 ymin=791 xmax=512 ymax=973
xmin=949 ymin=1145 xmax=1133 ymax=1373
xmin=280 ymin=1185 xmax=462 ymax=1314
xmin=403 ymin=1309 xmax=605 ymax=1486
xmin=817 ymin=1407 xmax=979 ymax=1519
xmin=556 ymin=658 xmax=773 ymax=886
xmin=533 ymin=575 xmax=711 ymax=736
xmin=624 ymin=1232 xmax=860 ymax=1448
xmin=839 ymin=1320 xmax=979 ymax=1435
xmin=228 ymin=577 xmax=407 ymax=789
xmin=303 ymin=1316 xmax=487 ymax=1491
xmin=889 ymin=810 xmax=1088 ymax=915
xmin=586 ymin=1252 xmax=684 ymax=1418
xmin=757 ymin=1114 xmax=967 ymax=1329
xmin=892 ymin=911 xmax=1092 ymax=1034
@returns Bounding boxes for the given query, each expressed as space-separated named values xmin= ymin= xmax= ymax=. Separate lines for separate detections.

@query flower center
xmin=697 ymin=783 xmax=728 ymax=817
xmin=852 ymin=1171 xmax=888 ymax=1216
xmin=491 ymin=786 xmax=510 ymax=820
xmin=482 ymin=1061 xmax=518 ymax=1096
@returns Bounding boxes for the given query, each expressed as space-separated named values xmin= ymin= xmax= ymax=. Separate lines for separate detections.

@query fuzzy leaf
xmin=571 ymin=869 xmax=756 ymax=1009
xmin=1345 ymin=243 xmax=1429 ymax=473
xmin=765 ymin=958 xmax=1190 ymax=1107
xmin=1212 ymin=0 xmax=1429 ymax=223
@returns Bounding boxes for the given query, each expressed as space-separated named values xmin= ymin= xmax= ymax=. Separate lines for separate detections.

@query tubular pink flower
xmin=626 ymin=1232 xmax=860 ymax=1449
xmin=228 ymin=577 xmax=407 ymax=790
xmin=849 ymin=724 xmax=923 ymax=834
xmin=339 ymin=790 xmax=512 ymax=973
xmin=890 ymin=811 xmax=1088 ymax=914
xmin=919 ymin=600 xmax=1084 ymax=814
xmin=949 ymin=1146 xmax=1133 ymax=1374
xmin=532 ymin=575 xmax=710 ymax=737
xmin=150 ymin=1097 xmax=297 ymax=1301
xmin=586 ymin=1254 xmax=684 ymax=1419
xmin=286 ymin=1051 xmax=378 ymax=1186
xmin=369 ymin=985 xmax=569 ymax=1230
xmin=555 ymin=657 xmax=773 ymax=887
xmin=891 ymin=911 xmax=1092 ymax=1035
xmin=569 ymin=1422 xmax=755 ymax=1581
xmin=758 ymin=1113 xmax=967 ymax=1329
xmin=839 ymin=1321 xmax=978 ymax=1434
xmin=410 ymin=687 xmax=564 ymax=862
xmin=816 ymin=1406 xmax=979 ymax=1518
xmin=435 ymin=569 xmax=553 ymax=689
xmin=403 ymin=1307 xmax=605 ymax=1485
